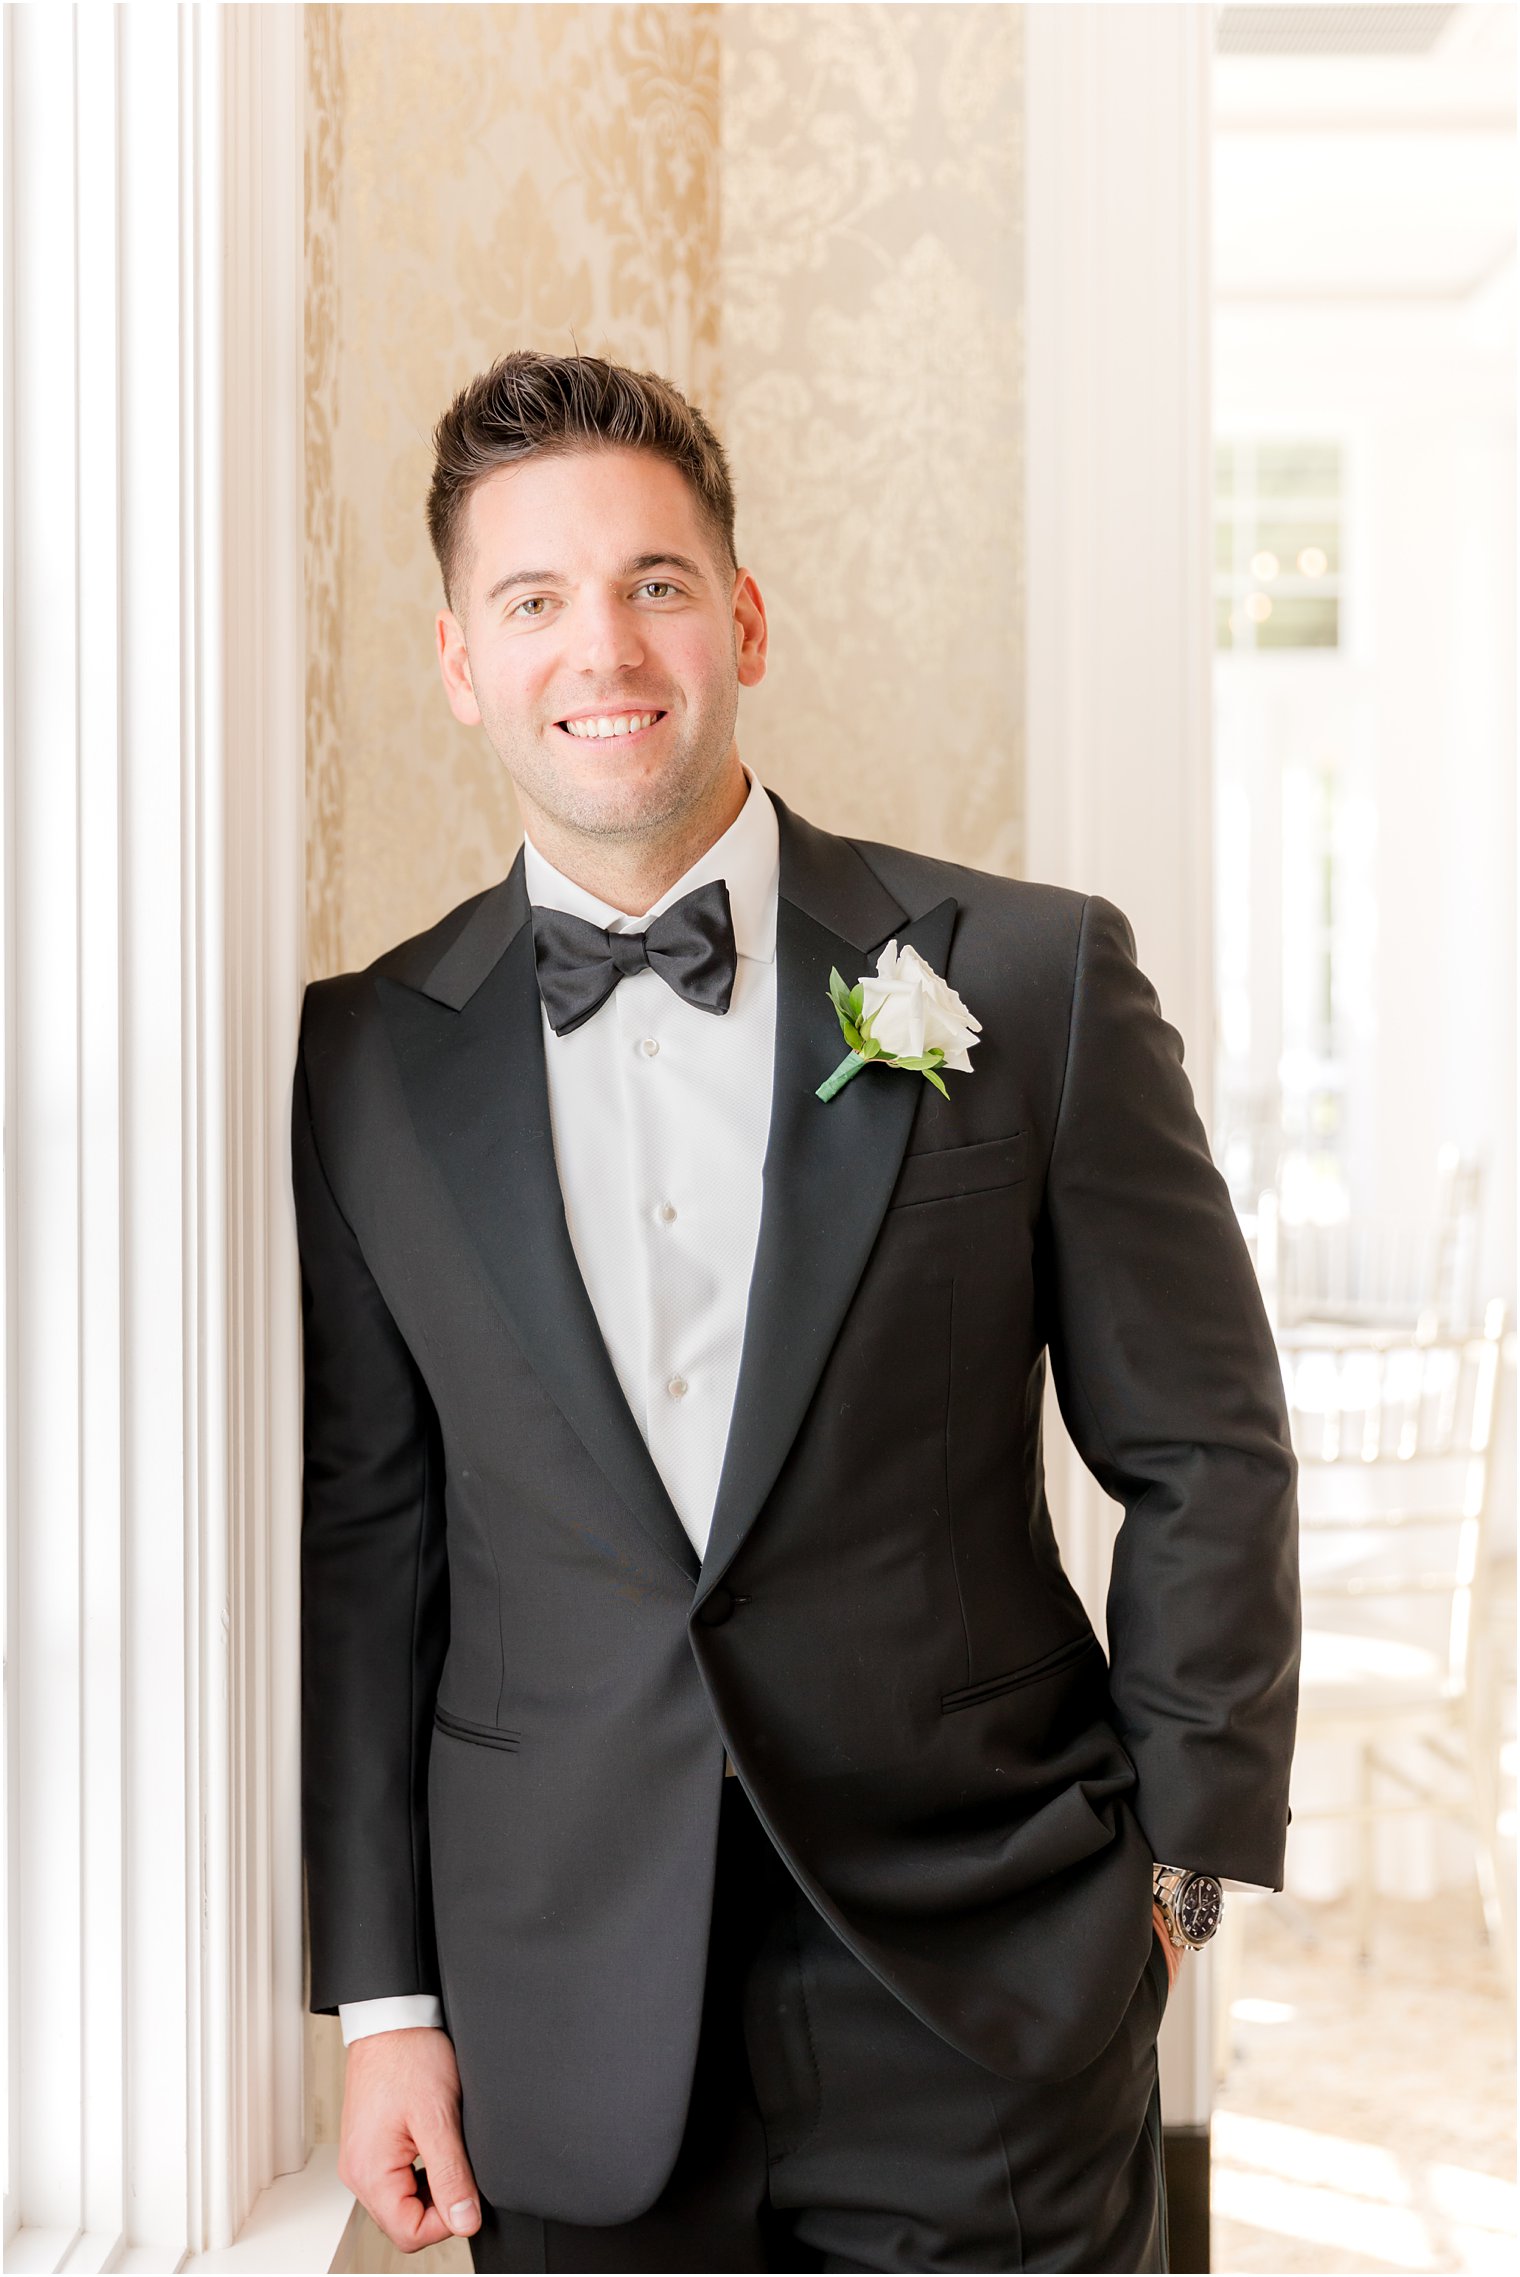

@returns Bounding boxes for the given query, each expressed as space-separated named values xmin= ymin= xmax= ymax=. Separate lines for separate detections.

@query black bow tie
xmin=530 ymin=877 xmax=739 ymax=1037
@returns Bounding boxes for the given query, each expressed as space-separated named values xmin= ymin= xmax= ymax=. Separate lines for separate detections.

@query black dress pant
xmin=468 ymin=1772 xmax=1170 ymax=2274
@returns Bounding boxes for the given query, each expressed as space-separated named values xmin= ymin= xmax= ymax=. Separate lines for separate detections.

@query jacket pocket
xmin=433 ymin=1703 xmax=522 ymax=1752
xmin=940 ymin=1630 xmax=1099 ymax=1713
xmin=888 ymin=1130 xmax=1028 ymax=1211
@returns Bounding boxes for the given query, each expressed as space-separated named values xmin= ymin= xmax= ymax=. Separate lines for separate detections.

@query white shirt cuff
xmin=339 ymin=1993 xmax=445 ymax=2044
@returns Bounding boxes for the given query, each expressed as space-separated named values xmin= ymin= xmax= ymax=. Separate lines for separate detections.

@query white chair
xmin=1279 ymin=1297 xmax=1510 ymax=1973
xmin=1255 ymin=1144 xmax=1485 ymax=1339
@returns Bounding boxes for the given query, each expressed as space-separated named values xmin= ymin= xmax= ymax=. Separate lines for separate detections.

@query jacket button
xmin=697 ymin=1585 xmax=735 ymax=1626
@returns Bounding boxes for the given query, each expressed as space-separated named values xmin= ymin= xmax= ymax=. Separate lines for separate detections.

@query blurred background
xmin=5 ymin=2 xmax=1514 ymax=2270
xmin=1206 ymin=10 xmax=1516 ymax=2271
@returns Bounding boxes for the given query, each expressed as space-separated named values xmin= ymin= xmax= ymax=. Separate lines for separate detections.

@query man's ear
xmin=733 ymin=569 xmax=767 ymax=690
xmin=437 ymin=608 xmax=482 ymax=727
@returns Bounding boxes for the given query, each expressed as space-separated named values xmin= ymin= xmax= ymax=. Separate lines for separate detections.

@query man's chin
xmin=510 ymin=738 xmax=730 ymax=839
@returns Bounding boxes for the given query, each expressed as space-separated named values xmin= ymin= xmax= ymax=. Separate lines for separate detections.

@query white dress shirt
xmin=522 ymin=766 xmax=780 ymax=1559
xmin=341 ymin=766 xmax=779 ymax=2043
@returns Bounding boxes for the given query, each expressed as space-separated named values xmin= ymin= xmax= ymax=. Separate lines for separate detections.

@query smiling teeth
xmin=561 ymin=712 xmax=662 ymax=739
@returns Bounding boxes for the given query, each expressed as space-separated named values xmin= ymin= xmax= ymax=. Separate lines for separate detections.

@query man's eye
xmin=512 ymin=587 xmax=675 ymax=615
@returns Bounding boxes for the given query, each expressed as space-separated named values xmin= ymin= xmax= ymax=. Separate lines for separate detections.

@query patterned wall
xmin=304 ymin=1 xmax=724 ymax=977
xmin=718 ymin=3 xmax=1024 ymax=871
xmin=305 ymin=3 xmax=346 ymax=983
xmin=304 ymin=0 xmax=1023 ymax=980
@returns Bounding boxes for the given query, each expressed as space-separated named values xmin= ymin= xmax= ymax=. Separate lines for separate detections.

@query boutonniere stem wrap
xmin=817 ymin=940 xmax=982 ymax=1103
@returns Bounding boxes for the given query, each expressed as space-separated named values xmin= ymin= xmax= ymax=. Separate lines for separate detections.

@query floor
xmin=1212 ymin=1890 xmax=1517 ymax=2275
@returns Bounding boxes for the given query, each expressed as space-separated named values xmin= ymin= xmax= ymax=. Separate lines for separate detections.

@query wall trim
xmin=1023 ymin=0 xmax=1218 ymax=2148
xmin=3 ymin=4 xmax=308 ymax=2262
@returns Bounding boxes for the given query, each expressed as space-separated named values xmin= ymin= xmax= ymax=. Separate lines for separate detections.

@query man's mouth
xmin=552 ymin=709 xmax=668 ymax=743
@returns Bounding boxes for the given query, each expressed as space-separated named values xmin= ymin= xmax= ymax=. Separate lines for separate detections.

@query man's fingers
xmin=360 ymin=2150 xmax=455 ymax=2254
xmin=413 ymin=2112 xmax=482 ymax=2239
xmin=337 ymin=2025 xmax=476 ymax=2253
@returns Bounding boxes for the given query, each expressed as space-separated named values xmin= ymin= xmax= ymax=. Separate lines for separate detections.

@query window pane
xmin=1254 ymin=596 xmax=1340 ymax=649
xmin=1256 ymin=518 xmax=1341 ymax=575
xmin=1255 ymin=442 xmax=1342 ymax=497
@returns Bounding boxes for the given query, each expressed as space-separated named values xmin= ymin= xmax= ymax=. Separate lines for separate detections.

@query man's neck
xmin=521 ymin=757 xmax=750 ymax=918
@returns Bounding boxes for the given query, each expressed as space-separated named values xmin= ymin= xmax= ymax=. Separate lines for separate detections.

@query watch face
xmin=1178 ymin=1875 xmax=1223 ymax=1944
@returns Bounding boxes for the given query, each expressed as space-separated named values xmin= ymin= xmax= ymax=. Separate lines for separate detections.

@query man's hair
xmin=426 ymin=349 xmax=739 ymax=616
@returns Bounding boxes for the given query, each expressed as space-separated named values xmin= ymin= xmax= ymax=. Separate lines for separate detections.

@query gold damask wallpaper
xmin=304 ymin=1 xmax=1023 ymax=979
xmin=304 ymin=3 xmax=345 ymax=982
xmin=719 ymin=4 xmax=1024 ymax=870
xmin=304 ymin=1 xmax=724 ymax=975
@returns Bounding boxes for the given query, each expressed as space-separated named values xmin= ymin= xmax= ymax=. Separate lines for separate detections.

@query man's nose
xmin=565 ymin=594 xmax=647 ymax=675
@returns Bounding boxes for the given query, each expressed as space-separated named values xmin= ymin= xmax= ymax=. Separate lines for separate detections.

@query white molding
xmin=1025 ymin=2 xmax=1215 ymax=1017
xmin=3 ymin=5 xmax=307 ymax=2263
xmin=184 ymin=2151 xmax=354 ymax=2277
xmin=219 ymin=0 xmax=310 ymax=2232
xmin=1024 ymin=1 xmax=1217 ymax=2133
xmin=6 ymin=4 xmax=122 ymax=2251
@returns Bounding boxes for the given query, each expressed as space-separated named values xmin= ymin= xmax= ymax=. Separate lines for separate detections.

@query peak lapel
xmin=375 ymin=850 xmax=701 ymax=1585
xmin=696 ymin=796 xmax=960 ymax=1599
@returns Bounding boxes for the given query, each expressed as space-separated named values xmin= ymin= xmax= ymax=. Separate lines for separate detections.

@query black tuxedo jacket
xmin=293 ymin=789 xmax=1299 ymax=2225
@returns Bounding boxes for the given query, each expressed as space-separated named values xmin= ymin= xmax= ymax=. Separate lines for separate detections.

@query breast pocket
xmin=887 ymin=1130 xmax=1029 ymax=1211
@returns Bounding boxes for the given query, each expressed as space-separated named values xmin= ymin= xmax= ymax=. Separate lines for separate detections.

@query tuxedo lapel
xmin=695 ymin=795 xmax=959 ymax=1597
xmin=375 ymin=853 xmax=702 ymax=1585
xmin=373 ymin=792 xmax=958 ymax=1605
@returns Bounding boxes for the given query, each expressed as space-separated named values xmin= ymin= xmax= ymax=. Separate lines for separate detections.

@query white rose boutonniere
xmin=816 ymin=940 xmax=983 ymax=1103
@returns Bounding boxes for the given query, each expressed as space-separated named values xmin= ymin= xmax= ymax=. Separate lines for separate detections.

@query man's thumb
xmin=417 ymin=2122 xmax=481 ymax=2235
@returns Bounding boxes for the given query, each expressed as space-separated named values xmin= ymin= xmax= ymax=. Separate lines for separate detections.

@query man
xmin=294 ymin=350 xmax=1299 ymax=2273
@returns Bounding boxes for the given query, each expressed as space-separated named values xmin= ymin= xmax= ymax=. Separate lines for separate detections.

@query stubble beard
xmin=486 ymin=678 xmax=740 ymax=853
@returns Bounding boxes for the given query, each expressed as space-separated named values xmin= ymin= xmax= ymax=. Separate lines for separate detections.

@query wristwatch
xmin=1152 ymin=1864 xmax=1224 ymax=1951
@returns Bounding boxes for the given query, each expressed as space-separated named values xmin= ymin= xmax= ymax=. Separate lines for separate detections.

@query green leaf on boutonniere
xmin=890 ymin=1048 xmax=951 ymax=1099
xmin=826 ymin=966 xmax=866 ymax=1054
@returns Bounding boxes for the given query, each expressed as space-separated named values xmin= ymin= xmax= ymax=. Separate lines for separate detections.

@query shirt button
xmin=667 ymin=1374 xmax=688 ymax=1400
xmin=640 ymin=1036 xmax=660 ymax=1058
xmin=657 ymin=1201 xmax=677 ymax=1224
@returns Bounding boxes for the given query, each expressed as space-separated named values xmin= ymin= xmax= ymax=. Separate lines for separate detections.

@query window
xmin=1215 ymin=439 xmax=1344 ymax=652
xmin=1212 ymin=436 xmax=1371 ymax=1228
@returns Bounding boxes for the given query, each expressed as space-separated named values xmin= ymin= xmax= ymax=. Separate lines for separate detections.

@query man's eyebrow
xmin=483 ymin=552 xmax=708 ymax=607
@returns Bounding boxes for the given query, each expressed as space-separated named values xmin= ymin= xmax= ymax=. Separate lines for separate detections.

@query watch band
xmin=1152 ymin=1863 xmax=1225 ymax=1950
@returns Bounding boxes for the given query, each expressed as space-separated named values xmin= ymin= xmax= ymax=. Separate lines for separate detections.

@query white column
xmin=3 ymin=5 xmax=310 ymax=2266
xmin=1024 ymin=0 xmax=1217 ymax=2137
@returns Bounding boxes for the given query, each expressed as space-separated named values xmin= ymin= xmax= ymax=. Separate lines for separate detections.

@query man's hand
xmin=1152 ymin=1900 xmax=1181 ymax=1991
xmin=338 ymin=2025 xmax=482 ymax=2253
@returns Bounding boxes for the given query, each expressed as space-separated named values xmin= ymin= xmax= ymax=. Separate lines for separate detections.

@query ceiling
xmin=1217 ymin=5 xmax=1462 ymax=58
xmin=1212 ymin=1 xmax=1517 ymax=301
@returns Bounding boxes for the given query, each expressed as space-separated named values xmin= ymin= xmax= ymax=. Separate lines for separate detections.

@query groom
xmin=294 ymin=350 xmax=1299 ymax=2272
